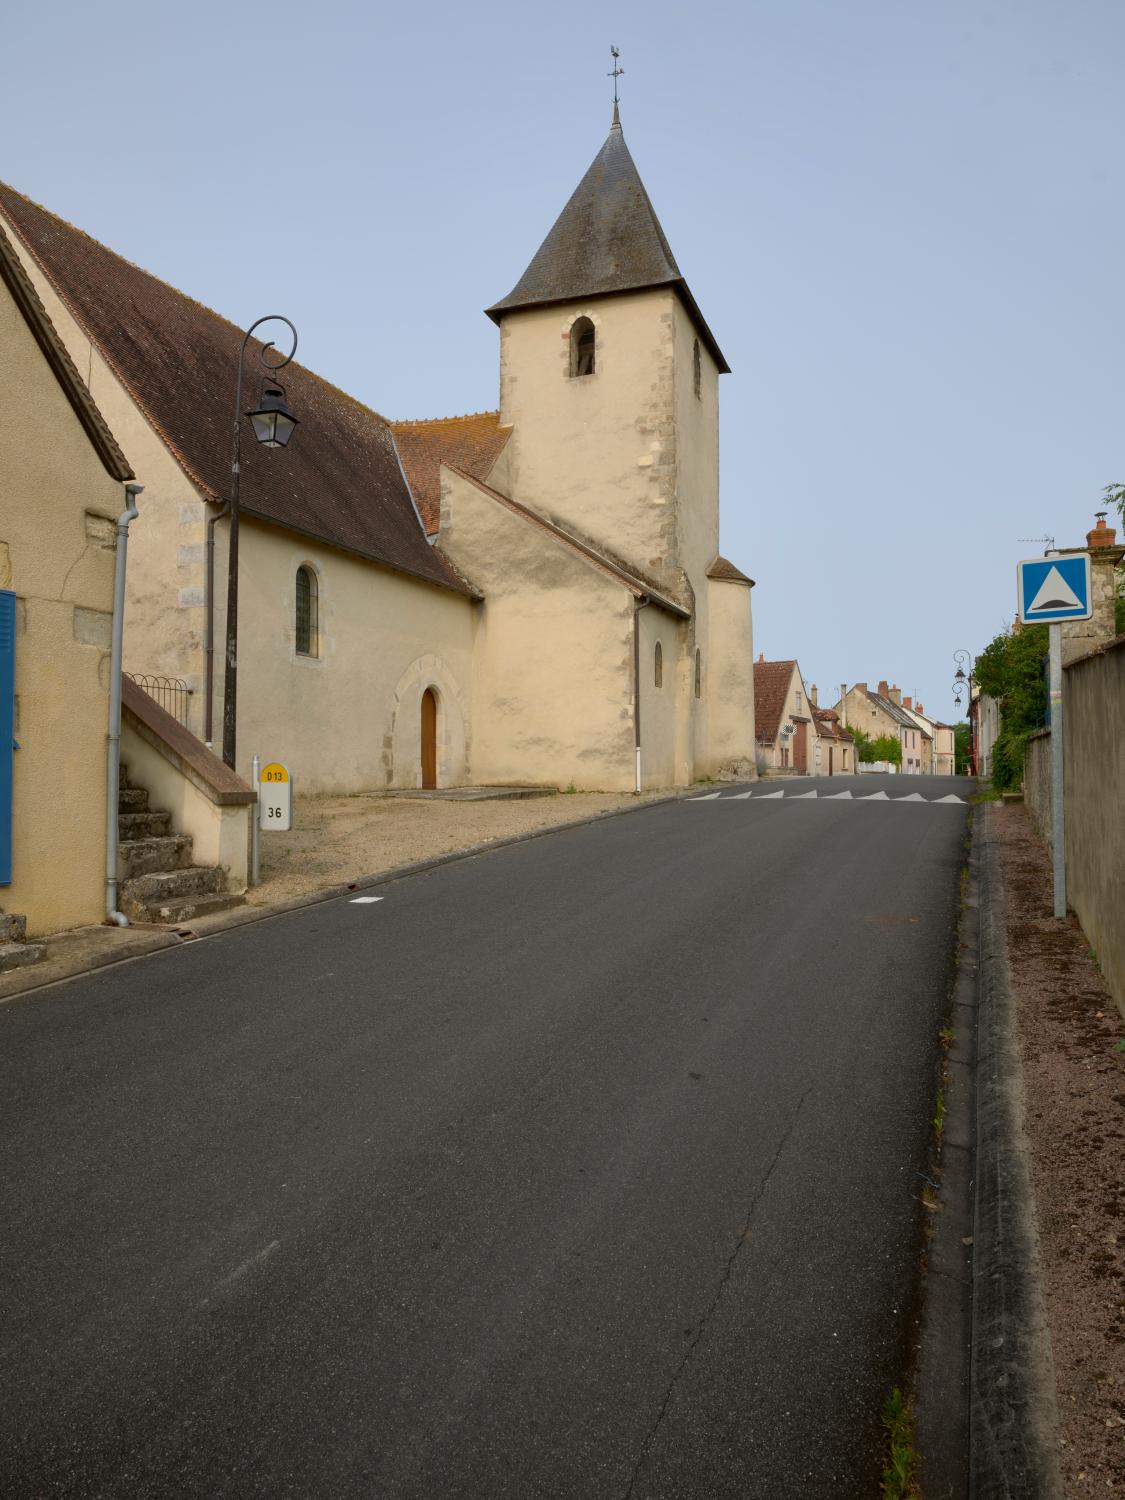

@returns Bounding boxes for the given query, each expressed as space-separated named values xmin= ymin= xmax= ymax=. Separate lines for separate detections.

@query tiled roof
xmin=753 ymin=658 xmax=798 ymax=744
xmin=865 ymin=689 xmax=927 ymax=734
xmin=0 ymin=183 xmax=473 ymax=597
xmin=0 ymin=220 xmax=132 ymax=481
xmin=486 ymin=117 xmax=729 ymax=374
xmin=446 ymin=467 xmax=690 ymax=618
xmin=392 ymin=412 xmax=512 ymax=535
xmin=813 ymin=705 xmax=853 ymax=743
xmin=707 ymin=555 xmax=754 ymax=585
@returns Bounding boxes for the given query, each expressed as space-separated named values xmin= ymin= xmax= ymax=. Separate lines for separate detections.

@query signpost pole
xmin=251 ymin=752 xmax=261 ymax=888
xmin=1048 ymin=624 xmax=1065 ymax=919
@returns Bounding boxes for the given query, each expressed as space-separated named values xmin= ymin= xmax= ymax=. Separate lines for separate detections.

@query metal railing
xmin=126 ymin=673 xmax=194 ymax=726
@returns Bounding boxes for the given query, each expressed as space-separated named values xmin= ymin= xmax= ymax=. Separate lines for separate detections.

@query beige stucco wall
xmin=209 ymin=518 xmax=476 ymax=794
xmin=497 ymin=290 xmax=680 ymax=595
xmin=0 ymin=273 xmax=125 ymax=934
xmin=0 ymin=214 xmax=211 ymax=739
xmin=638 ymin=604 xmax=679 ymax=789
xmin=760 ymin=665 xmax=813 ymax=772
xmin=440 ymin=469 xmax=640 ymax=791
xmin=705 ymin=579 xmax=755 ymax=776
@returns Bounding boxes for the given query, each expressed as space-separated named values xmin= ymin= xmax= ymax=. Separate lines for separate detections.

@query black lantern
xmin=247 ymin=384 xmax=298 ymax=448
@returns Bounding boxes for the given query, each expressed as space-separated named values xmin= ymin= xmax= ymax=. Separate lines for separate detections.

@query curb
xmin=0 ymin=788 xmax=689 ymax=1003
xmin=969 ymin=804 xmax=1062 ymax=1498
xmin=915 ymin=806 xmax=979 ymax=1497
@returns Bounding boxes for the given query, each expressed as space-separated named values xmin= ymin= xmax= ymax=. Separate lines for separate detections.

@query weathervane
xmin=608 ymin=45 xmax=624 ymax=117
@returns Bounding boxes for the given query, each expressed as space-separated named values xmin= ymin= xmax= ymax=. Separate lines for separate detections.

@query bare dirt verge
xmin=246 ymin=790 xmax=668 ymax=907
xmin=993 ymin=803 xmax=1124 ymax=1493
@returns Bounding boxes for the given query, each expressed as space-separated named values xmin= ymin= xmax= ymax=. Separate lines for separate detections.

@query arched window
xmin=692 ymin=338 xmax=701 ymax=399
xmin=654 ymin=641 xmax=663 ymax=689
xmin=570 ymin=317 xmax=595 ymax=378
xmin=295 ymin=565 xmax=318 ymax=657
xmin=694 ymin=649 xmax=702 ymax=699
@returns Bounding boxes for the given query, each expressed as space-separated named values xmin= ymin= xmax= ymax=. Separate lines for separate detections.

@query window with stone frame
xmin=570 ymin=317 xmax=595 ymax=377
xmin=654 ymin=640 xmax=663 ymax=688
xmin=295 ymin=565 xmax=318 ymax=657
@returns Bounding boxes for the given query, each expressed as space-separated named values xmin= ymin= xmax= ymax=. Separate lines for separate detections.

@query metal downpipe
xmin=633 ymin=597 xmax=651 ymax=794
xmin=106 ymin=484 xmax=143 ymax=926
xmin=204 ymin=501 xmax=228 ymax=748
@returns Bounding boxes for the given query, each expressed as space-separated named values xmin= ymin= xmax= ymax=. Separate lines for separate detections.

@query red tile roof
xmin=753 ymin=659 xmax=798 ymax=744
xmin=391 ymin=412 xmax=512 ymax=535
xmin=813 ymin=705 xmax=854 ymax=744
xmin=0 ymin=183 xmax=473 ymax=597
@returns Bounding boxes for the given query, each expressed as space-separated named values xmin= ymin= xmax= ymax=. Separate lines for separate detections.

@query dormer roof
xmin=486 ymin=117 xmax=729 ymax=373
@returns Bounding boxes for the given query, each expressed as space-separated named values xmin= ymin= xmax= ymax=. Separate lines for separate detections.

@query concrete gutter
xmin=0 ymin=788 xmax=686 ymax=1005
xmin=969 ymin=804 xmax=1062 ymax=1498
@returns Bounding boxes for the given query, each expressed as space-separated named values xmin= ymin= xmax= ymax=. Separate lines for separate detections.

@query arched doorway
xmin=421 ymin=688 xmax=437 ymax=789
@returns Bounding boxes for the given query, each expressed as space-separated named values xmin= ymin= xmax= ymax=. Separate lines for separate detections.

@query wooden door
xmin=828 ymin=746 xmax=834 ymax=777
xmin=794 ymin=720 xmax=808 ymax=775
xmin=421 ymin=689 xmax=437 ymax=789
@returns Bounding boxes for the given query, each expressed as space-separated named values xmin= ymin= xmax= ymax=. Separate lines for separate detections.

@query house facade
xmin=835 ymin=680 xmax=931 ymax=773
xmin=0 ymin=110 xmax=756 ymax=796
xmin=0 ymin=223 xmax=134 ymax=935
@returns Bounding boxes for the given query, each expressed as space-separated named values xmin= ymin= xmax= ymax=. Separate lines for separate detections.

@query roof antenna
xmin=608 ymin=45 xmax=624 ymax=126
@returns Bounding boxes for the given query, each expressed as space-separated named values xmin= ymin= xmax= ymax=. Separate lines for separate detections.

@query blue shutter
xmin=0 ymin=590 xmax=15 ymax=885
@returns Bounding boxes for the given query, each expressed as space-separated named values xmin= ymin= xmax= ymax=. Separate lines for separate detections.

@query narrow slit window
xmin=692 ymin=338 xmax=701 ymax=399
xmin=296 ymin=565 xmax=318 ymax=657
xmin=570 ymin=317 xmax=595 ymax=377
xmin=695 ymin=649 xmax=702 ymax=699
xmin=654 ymin=641 xmax=663 ymax=689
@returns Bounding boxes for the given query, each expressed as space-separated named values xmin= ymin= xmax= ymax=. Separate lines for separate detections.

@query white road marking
xmin=859 ymin=791 xmax=889 ymax=800
xmin=350 ymin=896 xmax=385 ymax=904
xmin=935 ymin=794 xmax=966 ymax=803
xmin=896 ymin=793 xmax=927 ymax=801
xmin=689 ymin=792 xmax=722 ymax=801
xmin=790 ymin=790 xmax=817 ymax=799
xmin=755 ymin=790 xmax=785 ymax=799
xmin=824 ymin=790 xmax=853 ymax=799
xmin=729 ymin=791 xmax=754 ymax=799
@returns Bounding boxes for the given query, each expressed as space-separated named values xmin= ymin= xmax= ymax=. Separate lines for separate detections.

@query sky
xmin=4 ymin=0 xmax=1123 ymax=722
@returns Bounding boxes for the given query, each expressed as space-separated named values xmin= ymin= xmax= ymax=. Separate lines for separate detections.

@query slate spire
xmin=486 ymin=116 xmax=729 ymax=372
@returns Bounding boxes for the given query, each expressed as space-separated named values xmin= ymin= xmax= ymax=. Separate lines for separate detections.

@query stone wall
xmin=1023 ymin=636 xmax=1125 ymax=1017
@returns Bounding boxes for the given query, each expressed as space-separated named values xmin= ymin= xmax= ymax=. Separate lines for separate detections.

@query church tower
xmin=486 ymin=108 xmax=730 ymax=611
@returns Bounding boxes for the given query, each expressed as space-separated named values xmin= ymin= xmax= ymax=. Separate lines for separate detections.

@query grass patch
xmin=933 ymin=1086 xmax=946 ymax=1148
xmin=969 ymin=787 xmax=1003 ymax=804
xmin=880 ymin=1387 xmax=922 ymax=1498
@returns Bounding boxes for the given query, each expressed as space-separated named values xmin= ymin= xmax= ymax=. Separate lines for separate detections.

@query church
xmin=0 ymin=108 xmax=756 ymax=795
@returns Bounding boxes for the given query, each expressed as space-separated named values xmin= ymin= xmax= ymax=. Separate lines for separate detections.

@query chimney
xmin=1087 ymin=511 xmax=1117 ymax=549
xmin=758 ymin=652 xmax=765 ymax=663
xmin=810 ymin=684 xmax=818 ymax=706
xmin=916 ymin=702 xmax=924 ymax=714
xmin=878 ymin=680 xmax=890 ymax=697
xmin=903 ymin=696 xmax=912 ymax=711
xmin=889 ymin=685 xmax=902 ymax=706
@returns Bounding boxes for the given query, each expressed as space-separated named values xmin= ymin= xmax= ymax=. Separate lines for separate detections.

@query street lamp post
xmin=222 ymin=316 xmax=299 ymax=770
xmin=952 ymin=649 xmax=975 ymax=775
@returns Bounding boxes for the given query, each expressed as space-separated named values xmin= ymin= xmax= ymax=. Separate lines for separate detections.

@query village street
xmin=1 ymin=776 xmax=973 ymax=1498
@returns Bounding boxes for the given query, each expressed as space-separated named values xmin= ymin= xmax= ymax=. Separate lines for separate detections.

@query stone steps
xmin=118 ymin=834 xmax=194 ymax=881
xmin=116 ymin=775 xmax=244 ymax=926
xmin=118 ymin=809 xmax=173 ymax=839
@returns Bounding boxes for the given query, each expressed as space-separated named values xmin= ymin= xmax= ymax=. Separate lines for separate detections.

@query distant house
xmin=899 ymin=696 xmax=955 ymax=776
xmin=835 ymin=680 xmax=930 ymax=774
xmin=810 ymin=691 xmax=855 ymax=776
xmin=754 ymin=657 xmax=811 ymax=774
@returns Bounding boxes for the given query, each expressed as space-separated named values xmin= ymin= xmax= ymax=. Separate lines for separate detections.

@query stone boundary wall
xmin=1024 ymin=635 xmax=1125 ymax=1016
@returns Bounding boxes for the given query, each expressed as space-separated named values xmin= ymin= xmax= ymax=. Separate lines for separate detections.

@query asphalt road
xmin=1 ymin=774 xmax=973 ymax=1498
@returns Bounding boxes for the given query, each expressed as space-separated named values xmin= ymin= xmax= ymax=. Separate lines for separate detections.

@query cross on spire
xmin=608 ymin=45 xmax=624 ymax=124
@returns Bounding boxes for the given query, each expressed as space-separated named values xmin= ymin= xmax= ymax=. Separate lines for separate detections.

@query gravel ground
xmin=994 ymin=803 xmax=1125 ymax=1493
xmin=246 ymin=789 xmax=669 ymax=906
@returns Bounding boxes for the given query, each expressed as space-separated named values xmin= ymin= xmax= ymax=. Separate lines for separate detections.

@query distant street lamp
xmin=222 ymin=316 xmax=299 ymax=770
xmin=952 ymin=648 xmax=975 ymax=774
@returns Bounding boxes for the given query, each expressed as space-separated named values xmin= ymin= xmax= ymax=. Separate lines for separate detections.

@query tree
xmin=1100 ymin=485 xmax=1125 ymax=634
xmin=953 ymin=722 xmax=971 ymax=775
xmin=871 ymin=734 xmax=902 ymax=767
xmin=974 ymin=622 xmax=1048 ymax=789
xmin=849 ymin=725 xmax=876 ymax=763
